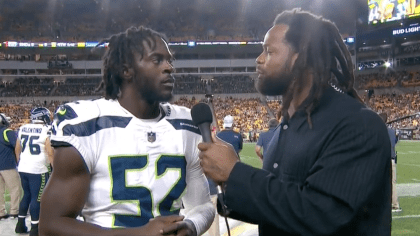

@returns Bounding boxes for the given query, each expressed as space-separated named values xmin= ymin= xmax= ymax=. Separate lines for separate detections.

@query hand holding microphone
xmin=191 ymin=103 xmax=239 ymax=185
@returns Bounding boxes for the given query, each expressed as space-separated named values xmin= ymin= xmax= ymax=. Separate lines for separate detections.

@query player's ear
xmin=122 ymin=64 xmax=134 ymax=81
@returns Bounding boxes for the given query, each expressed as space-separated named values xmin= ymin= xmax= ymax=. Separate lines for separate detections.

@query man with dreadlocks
xmin=198 ymin=8 xmax=391 ymax=236
xmin=39 ymin=26 xmax=214 ymax=236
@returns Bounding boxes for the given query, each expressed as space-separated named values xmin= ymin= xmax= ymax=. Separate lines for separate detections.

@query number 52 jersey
xmin=50 ymin=98 xmax=212 ymax=230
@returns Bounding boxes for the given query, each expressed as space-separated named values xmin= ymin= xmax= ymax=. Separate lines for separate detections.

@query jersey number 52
xmin=109 ymin=154 xmax=186 ymax=228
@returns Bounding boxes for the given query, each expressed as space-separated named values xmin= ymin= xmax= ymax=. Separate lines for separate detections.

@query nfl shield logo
xmin=147 ymin=132 xmax=156 ymax=143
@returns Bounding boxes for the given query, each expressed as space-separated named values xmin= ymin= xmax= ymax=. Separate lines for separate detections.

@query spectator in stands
xmin=0 ymin=113 xmax=20 ymax=220
xmin=380 ymin=113 xmax=401 ymax=212
xmin=255 ymin=118 xmax=279 ymax=160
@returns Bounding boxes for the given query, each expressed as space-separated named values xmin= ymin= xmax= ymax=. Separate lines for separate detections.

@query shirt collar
xmin=286 ymin=86 xmax=340 ymax=131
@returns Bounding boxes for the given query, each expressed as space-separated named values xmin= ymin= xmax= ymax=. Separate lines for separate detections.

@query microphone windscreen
xmin=191 ymin=103 xmax=213 ymax=126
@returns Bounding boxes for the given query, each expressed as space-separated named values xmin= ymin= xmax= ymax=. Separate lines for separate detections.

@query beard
xmin=255 ymin=54 xmax=296 ymax=96
xmin=255 ymin=71 xmax=294 ymax=96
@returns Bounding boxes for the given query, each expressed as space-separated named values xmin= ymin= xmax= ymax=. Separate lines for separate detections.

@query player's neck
xmin=118 ymin=94 xmax=161 ymax=120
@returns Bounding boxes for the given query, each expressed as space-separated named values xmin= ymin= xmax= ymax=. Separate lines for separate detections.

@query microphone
xmin=191 ymin=103 xmax=232 ymax=234
xmin=191 ymin=102 xmax=221 ymax=193
xmin=191 ymin=103 xmax=213 ymax=143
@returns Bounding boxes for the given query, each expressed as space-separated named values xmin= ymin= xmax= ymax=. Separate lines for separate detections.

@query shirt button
xmin=273 ymin=163 xmax=278 ymax=168
xmin=283 ymin=125 xmax=288 ymax=130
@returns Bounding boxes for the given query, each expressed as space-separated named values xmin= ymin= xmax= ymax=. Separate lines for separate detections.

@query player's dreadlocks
xmin=95 ymin=26 xmax=167 ymax=99
xmin=274 ymin=9 xmax=363 ymax=128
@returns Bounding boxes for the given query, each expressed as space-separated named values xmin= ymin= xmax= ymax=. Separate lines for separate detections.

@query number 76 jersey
xmin=17 ymin=123 xmax=51 ymax=174
xmin=51 ymin=98 xmax=207 ymax=228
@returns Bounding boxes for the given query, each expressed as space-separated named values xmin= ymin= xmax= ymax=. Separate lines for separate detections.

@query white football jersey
xmin=17 ymin=123 xmax=51 ymax=174
xmin=51 ymin=98 xmax=212 ymax=231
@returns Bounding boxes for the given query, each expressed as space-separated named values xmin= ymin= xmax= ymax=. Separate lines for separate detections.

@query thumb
xmin=211 ymin=132 xmax=224 ymax=144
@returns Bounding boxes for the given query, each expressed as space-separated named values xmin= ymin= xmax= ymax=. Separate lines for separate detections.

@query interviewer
xmin=198 ymin=9 xmax=391 ymax=236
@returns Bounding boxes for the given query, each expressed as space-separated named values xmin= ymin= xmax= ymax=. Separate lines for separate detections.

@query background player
xmin=39 ymin=26 xmax=214 ymax=236
xmin=15 ymin=107 xmax=54 ymax=236
xmin=0 ymin=113 xmax=20 ymax=221
xmin=216 ymin=115 xmax=243 ymax=155
xmin=255 ymin=118 xmax=279 ymax=161
xmin=380 ymin=113 xmax=401 ymax=212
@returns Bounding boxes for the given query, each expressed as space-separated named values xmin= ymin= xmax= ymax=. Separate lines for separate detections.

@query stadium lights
xmin=346 ymin=37 xmax=355 ymax=43
xmin=187 ymin=41 xmax=196 ymax=47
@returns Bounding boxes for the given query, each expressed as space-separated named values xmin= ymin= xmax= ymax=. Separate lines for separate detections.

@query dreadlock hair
xmin=95 ymin=26 xmax=168 ymax=99
xmin=273 ymin=8 xmax=363 ymax=128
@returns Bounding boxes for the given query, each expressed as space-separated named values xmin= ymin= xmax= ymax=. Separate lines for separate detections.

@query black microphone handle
xmin=198 ymin=122 xmax=212 ymax=143
xmin=198 ymin=122 xmax=223 ymax=194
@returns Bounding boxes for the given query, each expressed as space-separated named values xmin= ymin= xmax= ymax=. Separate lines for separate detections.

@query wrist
xmin=184 ymin=219 xmax=197 ymax=236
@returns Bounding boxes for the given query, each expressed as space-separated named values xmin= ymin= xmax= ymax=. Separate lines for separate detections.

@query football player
xmin=40 ymin=26 xmax=214 ymax=236
xmin=15 ymin=107 xmax=54 ymax=236
xmin=0 ymin=113 xmax=20 ymax=221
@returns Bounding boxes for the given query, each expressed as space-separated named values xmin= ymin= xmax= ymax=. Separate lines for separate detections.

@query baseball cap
xmin=223 ymin=115 xmax=234 ymax=128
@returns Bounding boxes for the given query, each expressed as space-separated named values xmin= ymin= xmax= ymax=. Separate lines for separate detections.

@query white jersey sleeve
xmin=163 ymin=104 xmax=215 ymax=235
xmin=50 ymin=100 xmax=101 ymax=172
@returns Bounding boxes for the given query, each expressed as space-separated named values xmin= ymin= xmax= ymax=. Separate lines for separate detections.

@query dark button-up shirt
xmin=221 ymin=87 xmax=391 ymax=236
xmin=0 ymin=127 xmax=17 ymax=171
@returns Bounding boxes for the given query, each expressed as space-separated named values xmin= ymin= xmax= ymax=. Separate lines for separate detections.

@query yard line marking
xmin=393 ymin=215 xmax=420 ymax=219
xmin=399 ymin=163 xmax=420 ymax=168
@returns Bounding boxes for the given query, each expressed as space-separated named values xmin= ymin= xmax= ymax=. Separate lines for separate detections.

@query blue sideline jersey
xmin=216 ymin=129 xmax=243 ymax=154
xmin=0 ymin=127 xmax=17 ymax=171
xmin=387 ymin=127 xmax=397 ymax=159
xmin=256 ymin=128 xmax=277 ymax=157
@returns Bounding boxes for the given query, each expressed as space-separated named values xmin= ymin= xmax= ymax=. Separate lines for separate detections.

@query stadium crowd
xmin=3 ymin=70 xmax=420 ymax=97
xmin=173 ymin=75 xmax=256 ymax=95
xmin=0 ymin=0 xmax=282 ymax=43
xmin=367 ymin=92 xmax=420 ymax=130
xmin=2 ymin=90 xmax=420 ymax=140
xmin=355 ymin=71 xmax=412 ymax=89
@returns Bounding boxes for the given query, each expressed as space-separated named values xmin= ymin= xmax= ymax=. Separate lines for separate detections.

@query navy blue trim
xmin=159 ymin=106 xmax=166 ymax=121
xmin=62 ymin=116 xmax=132 ymax=137
xmin=50 ymin=141 xmax=90 ymax=174
xmin=50 ymin=140 xmax=72 ymax=147
xmin=54 ymin=105 xmax=78 ymax=128
xmin=166 ymin=119 xmax=201 ymax=135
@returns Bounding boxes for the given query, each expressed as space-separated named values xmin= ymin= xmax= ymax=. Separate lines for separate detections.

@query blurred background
xmin=0 ymin=0 xmax=419 ymax=138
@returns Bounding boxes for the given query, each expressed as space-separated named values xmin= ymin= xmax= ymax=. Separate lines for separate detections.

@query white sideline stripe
xmin=393 ymin=215 xmax=420 ymax=219
xmin=399 ymin=163 xmax=420 ymax=168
